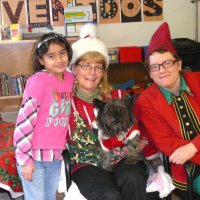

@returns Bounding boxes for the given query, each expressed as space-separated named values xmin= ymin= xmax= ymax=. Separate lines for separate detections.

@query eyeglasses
xmin=149 ymin=60 xmax=177 ymax=72
xmin=78 ymin=63 xmax=104 ymax=73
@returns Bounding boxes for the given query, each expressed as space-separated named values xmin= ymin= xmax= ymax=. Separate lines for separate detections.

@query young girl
xmin=13 ymin=32 xmax=74 ymax=200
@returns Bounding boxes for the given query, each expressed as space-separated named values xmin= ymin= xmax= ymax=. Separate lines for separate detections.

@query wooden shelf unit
xmin=0 ymin=40 xmax=36 ymax=113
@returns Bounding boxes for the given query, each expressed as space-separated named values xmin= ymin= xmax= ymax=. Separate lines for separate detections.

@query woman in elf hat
xmin=66 ymin=23 xmax=148 ymax=200
xmin=135 ymin=22 xmax=200 ymax=200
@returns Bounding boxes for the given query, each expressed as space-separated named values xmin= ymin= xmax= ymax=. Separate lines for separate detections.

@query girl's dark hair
xmin=32 ymin=32 xmax=72 ymax=72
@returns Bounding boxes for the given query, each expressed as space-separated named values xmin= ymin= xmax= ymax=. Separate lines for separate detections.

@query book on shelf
xmin=0 ymin=73 xmax=30 ymax=97
xmin=10 ymin=24 xmax=21 ymax=41
xmin=0 ymin=24 xmax=21 ymax=41
xmin=0 ymin=25 xmax=11 ymax=41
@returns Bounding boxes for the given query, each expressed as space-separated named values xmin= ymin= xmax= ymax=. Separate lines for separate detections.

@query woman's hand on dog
xmin=111 ymin=146 xmax=127 ymax=156
xmin=111 ymin=138 xmax=148 ymax=156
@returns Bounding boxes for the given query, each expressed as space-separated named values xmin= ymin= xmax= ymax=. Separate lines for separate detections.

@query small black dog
xmin=93 ymin=96 xmax=145 ymax=171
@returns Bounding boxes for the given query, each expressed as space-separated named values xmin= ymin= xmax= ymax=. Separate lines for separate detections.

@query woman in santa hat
xmin=65 ymin=23 xmax=148 ymax=200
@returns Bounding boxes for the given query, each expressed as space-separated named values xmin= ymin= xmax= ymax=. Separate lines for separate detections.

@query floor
xmin=0 ymin=192 xmax=181 ymax=200
xmin=0 ymin=193 xmax=23 ymax=200
xmin=0 ymin=192 xmax=64 ymax=200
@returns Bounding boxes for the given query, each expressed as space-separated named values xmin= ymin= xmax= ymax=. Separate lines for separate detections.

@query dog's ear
xmin=93 ymin=98 xmax=106 ymax=110
xmin=124 ymin=95 xmax=135 ymax=107
xmin=129 ymin=90 xmax=134 ymax=96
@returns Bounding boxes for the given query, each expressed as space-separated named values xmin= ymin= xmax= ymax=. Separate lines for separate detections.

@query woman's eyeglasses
xmin=78 ymin=63 xmax=103 ymax=73
xmin=149 ymin=60 xmax=177 ymax=72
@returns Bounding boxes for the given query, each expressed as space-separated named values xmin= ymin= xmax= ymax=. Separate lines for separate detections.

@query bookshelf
xmin=0 ymin=40 xmax=36 ymax=113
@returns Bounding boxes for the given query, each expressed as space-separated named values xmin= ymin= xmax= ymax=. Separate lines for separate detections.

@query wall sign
xmin=1 ymin=0 xmax=27 ymax=27
xmin=121 ymin=0 xmax=142 ymax=23
xmin=75 ymin=0 xmax=98 ymax=22
xmin=99 ymin=0 xmax=121 ymax=24
xmin=26 ymin=0 xmax=51 ymax=28
xmin=143 ymin=0 xmax=163 ymax=21
xmin=0 ymin=0 xmax=163 ymax=31
xmin=52 ymin=0 xmax=68 ymax=26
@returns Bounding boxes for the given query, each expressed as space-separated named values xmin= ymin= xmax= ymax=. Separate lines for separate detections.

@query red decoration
xmin=27 ymin=25 xmax=33 ymax=33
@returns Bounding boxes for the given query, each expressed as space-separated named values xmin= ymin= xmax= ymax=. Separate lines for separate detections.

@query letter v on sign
xmin=2 ymin=0 xmax=24 ymax=24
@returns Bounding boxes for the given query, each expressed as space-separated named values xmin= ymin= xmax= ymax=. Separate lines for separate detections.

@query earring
xmin=99 ymin=82 xmax=102 ymax=88
xmin=74 ymin=79 xmax=78 ymax=91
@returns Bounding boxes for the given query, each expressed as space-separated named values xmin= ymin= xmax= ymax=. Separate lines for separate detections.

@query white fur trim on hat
xmin=70 ymin=23 xmax=110 ymax=68
xmin=127 ymin=130 xmax=140 ymax=140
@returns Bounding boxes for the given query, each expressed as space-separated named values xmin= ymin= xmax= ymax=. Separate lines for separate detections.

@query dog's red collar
xmin=101 ymin=125 xmax=140 ymax=151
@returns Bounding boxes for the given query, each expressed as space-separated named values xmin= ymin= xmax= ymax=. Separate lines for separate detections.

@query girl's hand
xmin=21 ymin=164 xmax=35 ymax=181
xmin=169 ymin=142 xmax=198 ymax=165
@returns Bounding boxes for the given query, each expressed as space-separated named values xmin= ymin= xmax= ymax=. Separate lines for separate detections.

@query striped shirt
xmin=14 ymin=97 xmax=62 ymax=165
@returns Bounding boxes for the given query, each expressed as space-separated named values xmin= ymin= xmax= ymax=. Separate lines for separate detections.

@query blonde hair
xmin=73 ymin=52 xmax=113 ymax=97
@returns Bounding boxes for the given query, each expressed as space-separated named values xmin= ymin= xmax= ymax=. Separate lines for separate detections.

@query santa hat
xmin=70 ymin=23 xmax=110 ymax=68
xmin=145 ymin=22 xmax=177 ymax=61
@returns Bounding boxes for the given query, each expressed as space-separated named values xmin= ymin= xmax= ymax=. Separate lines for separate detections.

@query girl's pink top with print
xmin=23 ymin=71 xmax=74 ymax=149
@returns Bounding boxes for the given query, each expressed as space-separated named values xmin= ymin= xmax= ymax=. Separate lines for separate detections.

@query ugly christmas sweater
xmin=67 ymin=89 xmax=128 ymax=173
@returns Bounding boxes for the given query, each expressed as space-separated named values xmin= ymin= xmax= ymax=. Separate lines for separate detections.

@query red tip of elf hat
xmin=145 ymin=22 xmax=177 ymax=61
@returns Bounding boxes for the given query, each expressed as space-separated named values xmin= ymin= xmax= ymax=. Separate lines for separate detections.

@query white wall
xmin=42 ymin=0 xmax=199 ymax=48
xmin=97 ymin=0 xmax=198 ymax=48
